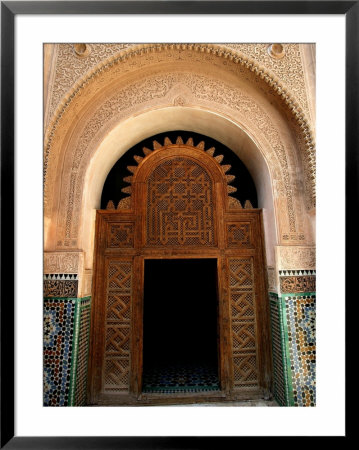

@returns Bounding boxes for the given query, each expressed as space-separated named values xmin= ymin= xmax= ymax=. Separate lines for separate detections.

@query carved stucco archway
xmin=43 ymin=43 xmax=317 ymax=407
xmin=44 ymin=43 xmax=315 ymax=297
xmin=82 ymin=108 xmax=277 ymax=268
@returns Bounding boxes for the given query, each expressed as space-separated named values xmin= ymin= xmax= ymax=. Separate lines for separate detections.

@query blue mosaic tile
xmin=43 ymin=298 xmax=76 ymax=406
xmin=284 ymin=294 xmax=316 ymax=407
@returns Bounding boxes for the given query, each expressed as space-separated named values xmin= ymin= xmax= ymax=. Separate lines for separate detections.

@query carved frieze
xmin=44 ymin=252 xmax=82 ymax=274
xmin=282 ymin=233 xmax=305 ymax=242
xmin=47 ymin=43 xmax=313 ymax=135
xmin=44 ymin=280 xmax=78 ymax=297
xmin=280 ymin=275 xmax=316 ymax=293
xmin=276 ymin=246 xmax=316 ymax=271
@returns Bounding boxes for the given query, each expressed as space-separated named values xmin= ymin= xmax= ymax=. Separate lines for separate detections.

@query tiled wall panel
xmin=269 ymin=293 xmax=293 ymax=406
xmin=269 ymin=267 xmax=316 ymax=407
xmin=284 ymin=293 xmax=316 ymax=407
xmin=43 ymin=298 xmax=76 ymax=406
xmin=43 ymin=294 xmax=91 ymax=406
xmin=43 ymin=276 xmax=315 ymax=406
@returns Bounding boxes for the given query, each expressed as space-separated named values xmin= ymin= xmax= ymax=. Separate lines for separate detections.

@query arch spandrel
xmin=45 ymin=43 xmax=314 ymax=130
xmin=44 ymin=45 xmax=315 ymax=213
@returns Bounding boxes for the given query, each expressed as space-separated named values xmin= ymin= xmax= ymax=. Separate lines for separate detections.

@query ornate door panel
xmin=102 ymin=259 xmax=132 ymax=394
xmin=228 ymin=256 xmax=258 ymax=389
xmin=89 ymin=137 xmax=272 ymax=404
xmin=146 ymin=157 xmax=217 ymax=247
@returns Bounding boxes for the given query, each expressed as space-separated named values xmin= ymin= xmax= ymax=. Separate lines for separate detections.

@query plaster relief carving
xmin=173 ymin=96 xmax=186 ymax=106
xmin=44 ymin=45 xmax=315 ymax=214
xmin=224 ymin=43 xmax=309 ymax=120
xmin=55 ymin=71 xmax=300 ymax=245
xmin=47 ymin=43 xmax=313 ymax=135
xmin=43 ymin=44 xmax=315 ymax=256
xmin=44 ymin=252 xmax=82 ymax=274
xmin=48 ymin=43 xmax=135 ymax=119
xmin=276 ymin=246 xmax=316 ymax=271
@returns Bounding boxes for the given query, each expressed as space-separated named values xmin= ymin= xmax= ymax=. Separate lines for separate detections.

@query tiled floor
xmin=142 ymin=362 xmax=219 ymax=393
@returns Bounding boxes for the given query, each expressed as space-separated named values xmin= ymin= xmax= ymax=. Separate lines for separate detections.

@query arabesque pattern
xmin=227 ymin=222 xmax=252 ymax=247
xmin=108 ymin=223 xmax=134 ymax=248
xmin=147 ymin=158 xmax=215 ymax=246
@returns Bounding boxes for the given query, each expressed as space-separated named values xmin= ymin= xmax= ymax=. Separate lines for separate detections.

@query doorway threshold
xmin=139 ymin=390 xmax=226 ymax=405
xmin=96 ymin=389 xmax=266 ymax=406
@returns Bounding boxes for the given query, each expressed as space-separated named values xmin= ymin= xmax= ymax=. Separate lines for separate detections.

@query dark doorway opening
xmin=142 ymin=259 xmax=220 ymax=394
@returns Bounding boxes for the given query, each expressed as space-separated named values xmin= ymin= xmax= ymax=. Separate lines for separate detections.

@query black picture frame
xmin=1 ymin=1 xmax=353 ymax=447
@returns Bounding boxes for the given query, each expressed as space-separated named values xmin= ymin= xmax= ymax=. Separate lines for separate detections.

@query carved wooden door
xmin=89 ymin=137 xmax=272 ymax=405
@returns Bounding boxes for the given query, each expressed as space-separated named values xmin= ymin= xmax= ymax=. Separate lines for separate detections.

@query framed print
xmin=1 ymin=1 xmax=354 ymax=447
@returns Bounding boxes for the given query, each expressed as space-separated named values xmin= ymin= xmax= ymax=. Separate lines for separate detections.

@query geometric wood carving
xmin=229 ymin=257 xmax=258 ymax=388
xmin=227 ymin=222 xmax=252 ymax=247
xmin=90 ymin=141 xmax=271 ymax=404
xmin=107 ymin=223 xmax=134 ymax=248
xmin=147 ymin=157 xmax=215 ymax=246
xmin=103 ymin=261 xmax=132 ymax=392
